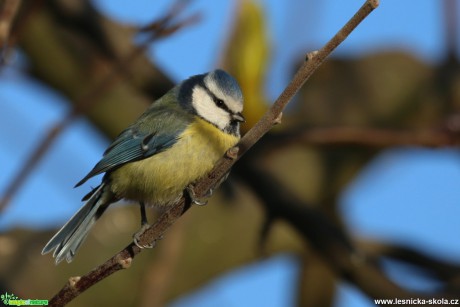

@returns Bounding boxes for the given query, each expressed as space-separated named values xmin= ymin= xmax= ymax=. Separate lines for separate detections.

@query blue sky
xmin=1 ymin=1 xmax=459 ymax=306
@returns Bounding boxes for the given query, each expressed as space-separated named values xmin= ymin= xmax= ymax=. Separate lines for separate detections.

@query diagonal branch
xmin=48 ymin=1 xmax=380 ymax=306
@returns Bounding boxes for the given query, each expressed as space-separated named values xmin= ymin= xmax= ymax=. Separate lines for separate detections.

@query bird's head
xmin=178 ymin=69 xmax=245 ymax=136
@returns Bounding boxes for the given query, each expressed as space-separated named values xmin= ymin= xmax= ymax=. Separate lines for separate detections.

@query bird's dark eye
xmin=214 ymin=98 xmax=225 ymax=108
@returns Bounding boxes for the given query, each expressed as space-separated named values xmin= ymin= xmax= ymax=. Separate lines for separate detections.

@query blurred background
xmin=1 ymin=0 xmax=460 ymax=306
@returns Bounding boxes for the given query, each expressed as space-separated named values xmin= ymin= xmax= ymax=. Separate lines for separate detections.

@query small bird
xmin=42 ymin=69 xmax=244 ymax=264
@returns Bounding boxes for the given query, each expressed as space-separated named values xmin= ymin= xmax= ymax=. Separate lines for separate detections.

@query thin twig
xmin=194 ymin=0 xmax=380 ymax=194
xmin=48 ymin=1 xmax=379 ymax=306
xmin=49 ymin=200 xmax=187 ymax=306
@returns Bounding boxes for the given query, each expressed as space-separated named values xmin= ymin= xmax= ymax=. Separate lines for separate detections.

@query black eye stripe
xmin=201 ymin=85 xmax=232 ymax=113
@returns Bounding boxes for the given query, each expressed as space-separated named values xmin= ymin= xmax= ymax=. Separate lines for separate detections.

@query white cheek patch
xmin=192 ymin=86 xmax=229 ymax=130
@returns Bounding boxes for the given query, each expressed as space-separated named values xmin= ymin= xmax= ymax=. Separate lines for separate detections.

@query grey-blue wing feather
xmin=75 ymin=131 xmax=179 ymax=187
xmin=75 ymin=104 xmax=190 ymax=187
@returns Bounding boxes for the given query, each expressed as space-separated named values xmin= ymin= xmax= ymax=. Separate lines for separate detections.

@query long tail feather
xmin=42 ymin=183 xmax=113 ymax=264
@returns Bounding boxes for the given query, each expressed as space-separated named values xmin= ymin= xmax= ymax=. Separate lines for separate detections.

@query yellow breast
xmin=109 ymin=118 xmax=239 ymax=205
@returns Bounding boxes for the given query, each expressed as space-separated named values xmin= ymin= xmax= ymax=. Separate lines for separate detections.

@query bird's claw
xmin=133 ymin=223 xmax=155 ymax=249
xmin=186 ymin=185 xmax=208 ymax=206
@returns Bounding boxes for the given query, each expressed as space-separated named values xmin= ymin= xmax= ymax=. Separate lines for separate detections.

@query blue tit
xmin=42 ymin=69 xmax=245 ymax=264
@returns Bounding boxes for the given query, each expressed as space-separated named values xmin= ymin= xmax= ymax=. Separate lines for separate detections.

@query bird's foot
xmin=186 ymin=185 xmax=208 ymax=206
xmin=133 ymin=223 xmax=155 ymax=249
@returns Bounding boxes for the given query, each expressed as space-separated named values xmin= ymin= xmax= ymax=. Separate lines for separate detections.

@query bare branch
xmin=49 ymin=201 xmax=187 ymax=306
xmin=193 ymin=0 xmax=380 ymax=195
xmin=47 ymin=1 xmax=379 ymax=305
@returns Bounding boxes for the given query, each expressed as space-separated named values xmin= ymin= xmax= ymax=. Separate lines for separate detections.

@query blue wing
xmin=75 ymin=106 xmax=190 ymax=187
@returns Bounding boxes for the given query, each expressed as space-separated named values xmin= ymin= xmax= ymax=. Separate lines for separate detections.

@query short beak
xmin=232 ymin=112 xmax=245 ymax=123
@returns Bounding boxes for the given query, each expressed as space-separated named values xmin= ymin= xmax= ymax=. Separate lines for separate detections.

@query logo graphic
xmin=1 ymin=292 xmax=48 ymax=306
